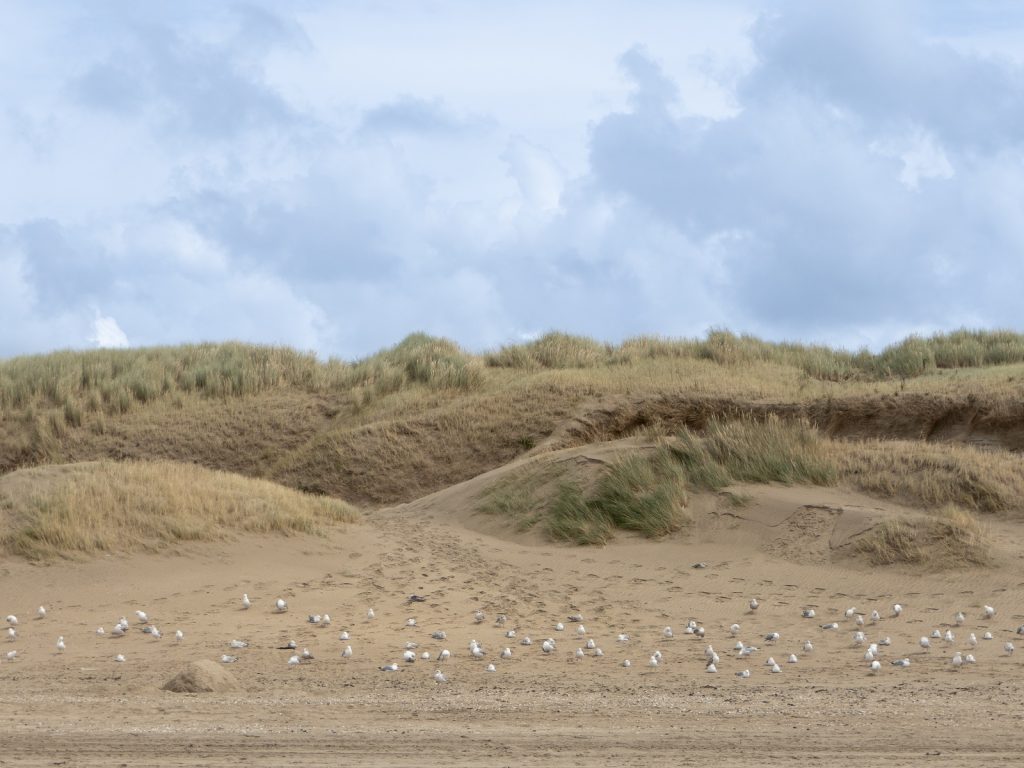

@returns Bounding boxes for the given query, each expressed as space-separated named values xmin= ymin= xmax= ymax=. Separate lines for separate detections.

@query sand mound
xmin=162 ymin=660 xmax=240 ymax=693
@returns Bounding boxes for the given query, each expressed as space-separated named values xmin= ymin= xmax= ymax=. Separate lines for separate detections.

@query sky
xmin=2 ymin=1 xmax=1024 ymax=360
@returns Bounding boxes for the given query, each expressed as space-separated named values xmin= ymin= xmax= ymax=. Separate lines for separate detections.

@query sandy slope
xmin=2 ymin=477 xmax=1024 ymax=766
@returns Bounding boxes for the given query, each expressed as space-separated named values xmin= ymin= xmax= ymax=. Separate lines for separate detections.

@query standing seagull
xmin=37 ymin=606 xmax=47 ymax=619
xmin=275 ymin=599 xmax=288 ymax=613
xmin=56 ymin=636 xmax=65 ymax=652
xmin=749 ymin=599 xmax=759 ymax=612
xmin=242 ymin=594 xmax=251 ymax=610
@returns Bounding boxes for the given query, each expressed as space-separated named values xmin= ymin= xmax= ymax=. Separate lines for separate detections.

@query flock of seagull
xmin=4 ymin=595 xmax=1021 ymax=683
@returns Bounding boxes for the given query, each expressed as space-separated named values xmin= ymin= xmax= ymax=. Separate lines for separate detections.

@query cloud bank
xmin=2 ymin=2 xmax=1022 ymax=359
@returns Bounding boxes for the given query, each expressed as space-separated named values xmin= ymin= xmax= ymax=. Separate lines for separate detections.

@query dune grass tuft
xmin=854 ymin=506 xmax=991 ymax=567
xmin=0 ymin=461 xmax=359 ymax=560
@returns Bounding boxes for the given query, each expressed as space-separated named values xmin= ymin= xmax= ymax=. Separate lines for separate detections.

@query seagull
xmin=692 ymin=562 xmax=708 ymax=569
xmin=577 ymin=625 xmax=587 ymax=636
xmin=405 ymin=642 xmax=419 ymax=650
xmin=496 ymin=615 xmax=508 ymax=625
xmin=984 ymin=605 xmax=996 ymax=619
xmin=568 ymin=613 xmax=584 ymax=623
xmin=301 ymin=648 xmax=314 ymax=660
xmin=542 ymin=640 xmax=555 ymax=654
xmin=111 ymin=625 xmax=125 ymax=638
xmin=892 ymin=604 xmax=903 ymax=617
xmin=803 ymin=640 xmax=813 ymax=653
xmin=114 ymin=654 xmax=125 ymax=663
xmin=555 ymin=622 xmax=565 ymax=632
xmin=37 ymin=606 xmax=46 ymax=619
xmin=617 ymin=633 xmax=630 ymax=643
xmin=955 ymin=611 xmax=965 ymax=626
xmin=242 ymin=594 xmax=251 ymax=609
xmin=739 ymin=645 xmax=758 ymax=658
xmin=505 ymin=629 xmax=516 ymax=639
xmin=648 ymin=655 xmax=659 ymax=667
xmin=432 ymin=631 xmax=447 ymax=641
xmin=869 ymin=660 xmax=881 ymax=674
xmin=380 ymin=663 xmax=400 ymax=672
xmin=965 ymin=653 xmax=977 ymax=664
xmin=1005 ymin=642 xmax=1015 ymax=655
xmin=706 ymin=663 xmax=717 ymax=673
xmin=367 ymin=609 xmax=375 ymax=620
xmin=879 ymin=636 xmax=892 ymax=646
xmin=288 ymin=655 xmax=301 ymax=666
xmin=474 ymin=611 xmax=485 ymax=624
xmin=501 ymin=647 xmax=513 ymax=659
xmin=920 ymin=637 xmax=931 ymax=649
xmin=485 ymin=663 xmax=497 ymax=672
xmin=736 ymin=669 xmax=751 ymax=678
xmin=433 ymin=669 xmax=447 ymax=683
xmin=407 ymin=595 xmax=427 ymax=603
xmin=471 ymin=644 xmax=485 ymax=659
xmin=892 ymin=658 xmax=911 ymax=667
xmin=765 ymin=632 xmax=780 ymax=643
xmin=340 ymin=630 xmax=350 ymax=641
xmin=278 ymin=640 xmax=297 ymax=650
xmin=968 ymin=633 xmax=978 ymax=648
xmin=575 ymin=648 xmax=585 ymax=660
xmin=96 ymin=628 xmax=105 ymax=637
xmin=984 ymin=631 xmax=994 ymax=640
xmin=622 ymin=659 xmax=631 ymax=668
xmin=275 ymin=599 xmax=287 ymax=613
xmin=855 ymin=615 xmax=865 ymax=627
xmin=931 ymin=629 xmax=942 ymax=639
xmin=135 ymin=611 xmax=148 ymax=624
xmin=1017 ymin=625 xmax=1024 ymax=636
xmin=787 ymin=654 xmax=798 ymax=663
xmin=6 ymin=627 xmax=15 ymax=641
xmin=821 ymin=623 xmax=839 ymax=631
xmin=594 ymin=648 xmax=604 ymax=657
xmin=56 ymin=636 xmax=65 ymax=652
xmin=730 ymin=624 xmax=741 ymax=636
xmin=229 ymin=639 xmax=248 ymax=649
xmin=406 ymin=618 xmax=417 ymax=627
xmin=221 ymin=654 xmax=238 ymax=663
xmin=308 ymin=615 xmax=322 ymax=625
xmin=5 ymin=615 xmax=17 ymax=626
xmin=749 ymin=599 xmax=759 ymax=612
xmin=944 ymin=630 xmax=955 ymax=644
xmin=5 ymin=650 xmax=17 ymax=661
xmin=952 ymin=652 xmax=963 ymax=669
xmin=585 ymin=639 xmax=596 ymax=650
xmin=853 ymin=631 xmax=866 ymax=645
xmin=663 ymin=627 xmax=674 ymax=639
xmin=403 ymin=650 xmax=416 ymax=663
xmin=870 ymin=610 xmax=880 ymax=623
xmin=520 ymin=637 xmax=532 ymax=646
xmin=770 ymin=663 xmax=781 ymax=673
xmin=175 ymin=630 xmax=184 ymax=642
xmin=322 ymin=614 xmax=331 ymax=626
xmin=864 ymin=649 xmax=875 ymax=662
xmin=342 ymin=646 xmax=353 ymax=658
xmin=845 ymin=607 xmax=856 ymax=619
xmin=802 ymin=609 xmax=816 ymax=619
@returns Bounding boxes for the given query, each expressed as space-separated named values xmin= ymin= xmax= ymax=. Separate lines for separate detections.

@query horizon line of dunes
xmin=3 ymin=327 xmax=1024 ymax=414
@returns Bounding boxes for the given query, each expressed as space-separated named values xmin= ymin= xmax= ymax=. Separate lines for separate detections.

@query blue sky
xmin=2 ymin=1 xmax=1023 ymax=359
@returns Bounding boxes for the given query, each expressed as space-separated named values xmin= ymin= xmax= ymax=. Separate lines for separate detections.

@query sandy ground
xmin=2 ymin=480 xmax=1024 ymax=767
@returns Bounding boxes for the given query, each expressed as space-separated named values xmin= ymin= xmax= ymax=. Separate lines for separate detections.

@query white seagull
xmin=37 ymin=606 xmax=46 ymax=619
xmin=1005 ymin=642 xmax=1015 ymax=655
xmin=984 ymin=605 xmax=996 ymax=619
xmin=501 ymin=647 xmax=513 ymax=659
xmin=736 ymin=669 xmax=751 ymax=678
xmin=175 ymin=630 xmax=184 ymax=642
xmin=892 ymin=604 xmax=903 ymax=617
xmin=342 ymin=645 xmax=353 ymax=658
xmin=275 ymin=599 xmax=288 ymax=613
xmin=749 ymin=598 xmax=759 ymax=612
xmin=114 ymin=654 xmax=125 ymax=663
xmin=920 ymin=637 xmax=931 ymax=649
xmin=367 ymin=608 xmax=375 ymax=620
xmin=56 ymin=636 xmax=65 ymax=652
xmin=135 ymin=610 xmax=148 ymax=624
xmin=5 ymin=615 xmax=17 ymax=626
xmin=242 ymin=594 xmax=251 ymax=609
xmin=433 ymin=669 xmax=447 ymax=683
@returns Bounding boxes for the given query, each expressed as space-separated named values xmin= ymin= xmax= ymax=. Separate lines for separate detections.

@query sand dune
xmin=2 ymin=466 xmax=1023 ymax=766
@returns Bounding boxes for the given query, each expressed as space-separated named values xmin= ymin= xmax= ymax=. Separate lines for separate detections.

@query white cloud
xmin=89 ymin=310 xmax=129 ymax=348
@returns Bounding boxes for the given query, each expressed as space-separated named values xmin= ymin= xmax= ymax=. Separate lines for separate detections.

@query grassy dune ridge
xmin=1 ymin=329 xmax=1023 ymax=564
xmin=0 ymin=460 xmax=359 ymax=560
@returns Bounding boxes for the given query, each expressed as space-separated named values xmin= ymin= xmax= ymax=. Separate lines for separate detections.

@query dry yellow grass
xmin=0 ymin=461 xmax=359 ymax=560
xmin=853 ymin=506 xmax=991 ymax=567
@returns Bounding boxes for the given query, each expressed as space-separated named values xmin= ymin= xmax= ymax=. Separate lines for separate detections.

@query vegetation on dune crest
xmin=0 ymin=461 xmax=359 ymax=560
